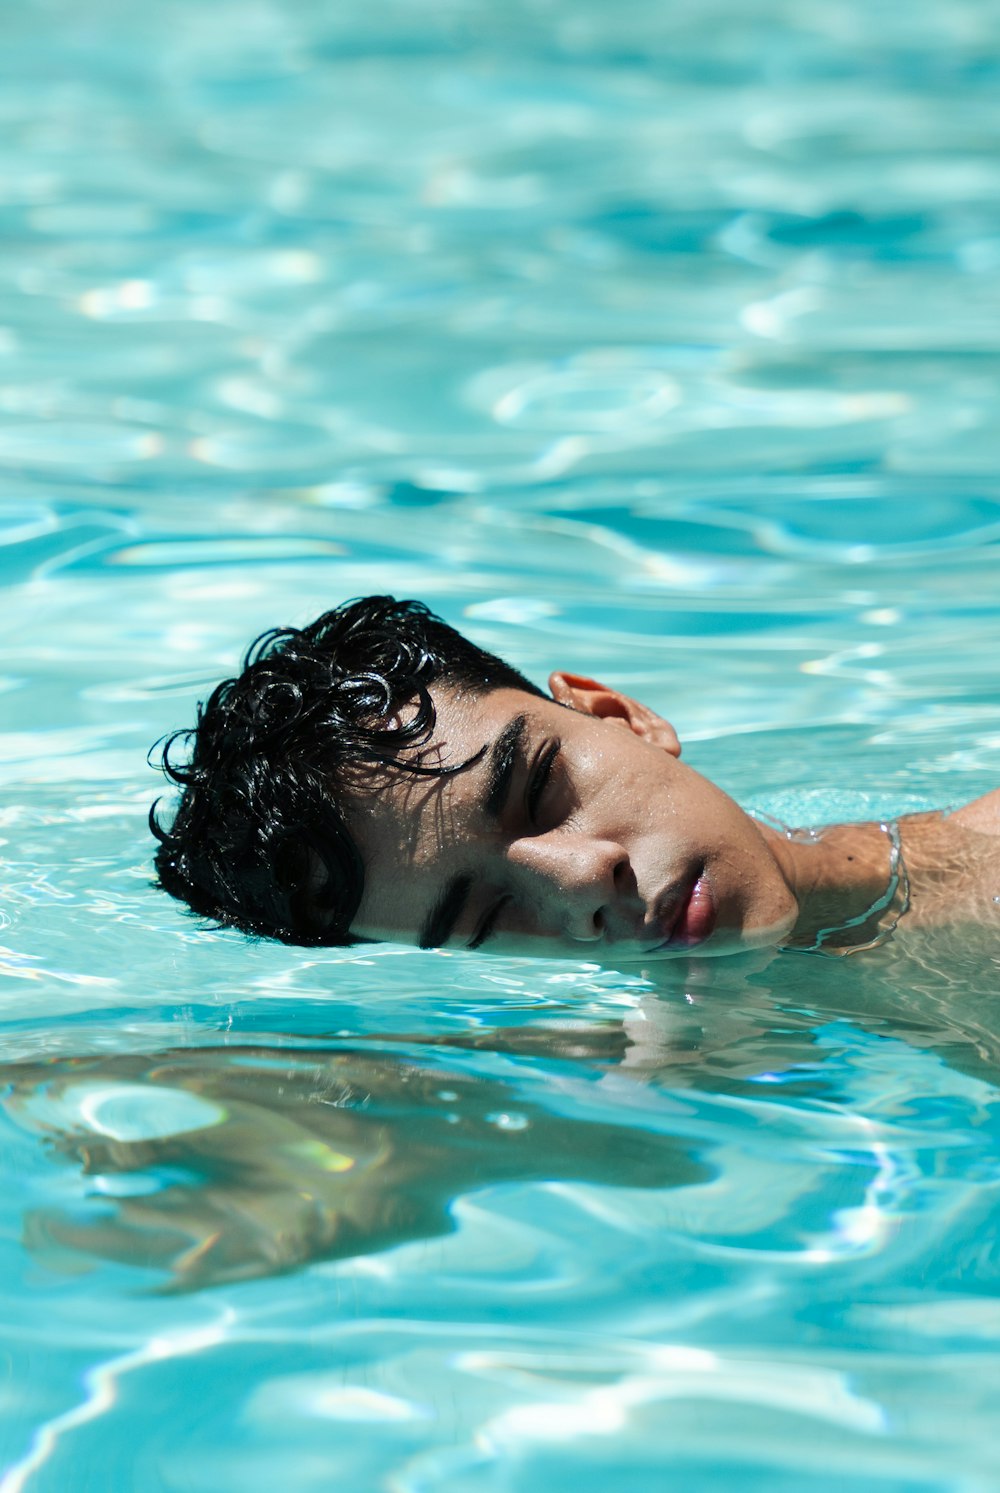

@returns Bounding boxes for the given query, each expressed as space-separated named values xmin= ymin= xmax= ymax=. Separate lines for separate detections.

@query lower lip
xmin=663 ymin=875 xmax=717 ymax=949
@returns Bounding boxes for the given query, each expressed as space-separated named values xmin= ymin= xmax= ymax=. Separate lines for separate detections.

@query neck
xmin=759 ymin=817 xmax=911 ymax=956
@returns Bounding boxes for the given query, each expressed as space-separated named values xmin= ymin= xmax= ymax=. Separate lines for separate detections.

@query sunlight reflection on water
xmin=2 ymin=0 xmax=1000 ymax=1488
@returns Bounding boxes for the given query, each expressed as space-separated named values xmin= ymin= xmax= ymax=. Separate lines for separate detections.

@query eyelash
xmin=527 ymin=739 xmax=561 ymax=824
xmin=469 ymin=894 xmax=511 ymax=951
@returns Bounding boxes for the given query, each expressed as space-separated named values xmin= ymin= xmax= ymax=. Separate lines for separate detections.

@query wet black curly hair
xmin=150 ymin=596 xmax=543 ymax=947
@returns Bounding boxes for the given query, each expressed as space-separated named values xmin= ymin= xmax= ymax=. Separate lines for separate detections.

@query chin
xmin=739 ymin=906 xmax=799 ymax=951
xmin=673 ymin=903 xmax=798 ymax=959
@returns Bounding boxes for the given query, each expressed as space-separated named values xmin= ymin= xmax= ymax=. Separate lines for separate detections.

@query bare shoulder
xmin=946 ymin=789 xmax=1000 ymax=836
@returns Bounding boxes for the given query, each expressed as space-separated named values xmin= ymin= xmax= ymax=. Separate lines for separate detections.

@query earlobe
xmin=548 ymin=671 xmax=681 ymax=757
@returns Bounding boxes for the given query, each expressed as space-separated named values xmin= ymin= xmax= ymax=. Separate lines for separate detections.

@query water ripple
xmin=3 ymin=0 xmax=1000 ymax=1487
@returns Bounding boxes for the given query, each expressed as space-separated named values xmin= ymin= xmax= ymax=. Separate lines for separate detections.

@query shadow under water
xmin=5 ymin=927 xmax=1000 ymax=1295
xmin=1 ymin=1038 xmax=703 ymax=1292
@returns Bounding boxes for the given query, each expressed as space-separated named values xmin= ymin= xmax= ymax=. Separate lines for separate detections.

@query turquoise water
xmin=3 ymin=0 xmax=1000 ymax=1487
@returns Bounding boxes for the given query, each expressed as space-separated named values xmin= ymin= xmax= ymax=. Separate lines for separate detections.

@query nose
xmin=508 ymin=832 xmax=635 ymax=942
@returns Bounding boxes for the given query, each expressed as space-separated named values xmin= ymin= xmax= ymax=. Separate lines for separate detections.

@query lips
xmin=651 ymin=871 xmax=717 ymax=950
xmin=672 ymin=874 xmax=717 ymax=946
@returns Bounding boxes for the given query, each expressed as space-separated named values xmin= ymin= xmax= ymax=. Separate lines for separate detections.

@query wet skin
xmin=349 ymin=674 xmax=804 ymax=961
xmin=346 ymin=675 xmax=1000 ymax=961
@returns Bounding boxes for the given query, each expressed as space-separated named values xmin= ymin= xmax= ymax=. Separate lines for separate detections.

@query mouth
xmin=649 ymin=870 xmax=717 ymax=951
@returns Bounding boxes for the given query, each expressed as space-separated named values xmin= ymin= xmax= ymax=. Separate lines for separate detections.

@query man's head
xmin=151 ymin=596 xmax=544 ymax=946
xmin=152 ymin=595 xmax=801 ymax=960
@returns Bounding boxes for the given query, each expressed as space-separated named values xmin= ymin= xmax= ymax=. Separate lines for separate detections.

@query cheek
xmin=580 ymin=746 xmax=663 ymax=823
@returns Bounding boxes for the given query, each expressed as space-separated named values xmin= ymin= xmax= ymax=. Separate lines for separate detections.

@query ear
xmin=548 ymin=672 xmax=681 ymax=757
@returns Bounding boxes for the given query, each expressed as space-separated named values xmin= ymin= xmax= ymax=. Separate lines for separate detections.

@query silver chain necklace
xmin=755 ymin=815 xmax=913 ymax=958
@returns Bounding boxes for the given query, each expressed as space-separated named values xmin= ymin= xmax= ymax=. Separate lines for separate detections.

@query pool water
xmin=2 ymin=0 xmax=1000 ymax=1487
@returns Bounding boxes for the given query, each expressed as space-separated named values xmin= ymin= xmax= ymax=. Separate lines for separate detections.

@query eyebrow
xmin=417 ymin=712 xmax=529 ymax=950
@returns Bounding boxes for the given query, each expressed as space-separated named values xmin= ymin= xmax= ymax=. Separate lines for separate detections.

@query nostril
xmin=570 ymin=908 xmax=604 ymax=944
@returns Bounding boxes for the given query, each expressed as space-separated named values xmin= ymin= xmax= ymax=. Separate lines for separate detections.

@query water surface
xmin=2 ymin=0 xmax=1000 ymax=1488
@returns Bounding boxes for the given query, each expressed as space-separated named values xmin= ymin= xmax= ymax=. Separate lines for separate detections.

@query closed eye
xmin=468 ymin=894 xmax=511 ymax=950
xmin=527 ymin=739 xmax=561 ymax=825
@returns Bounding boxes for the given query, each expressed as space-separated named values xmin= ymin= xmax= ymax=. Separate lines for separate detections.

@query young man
xmin=151 ymin=595 xmax=1000 ymax=962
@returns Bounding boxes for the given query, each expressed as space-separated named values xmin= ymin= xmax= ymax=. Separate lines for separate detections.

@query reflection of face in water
xmin=2 ymin=1041 xmax=703 ymax=1292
